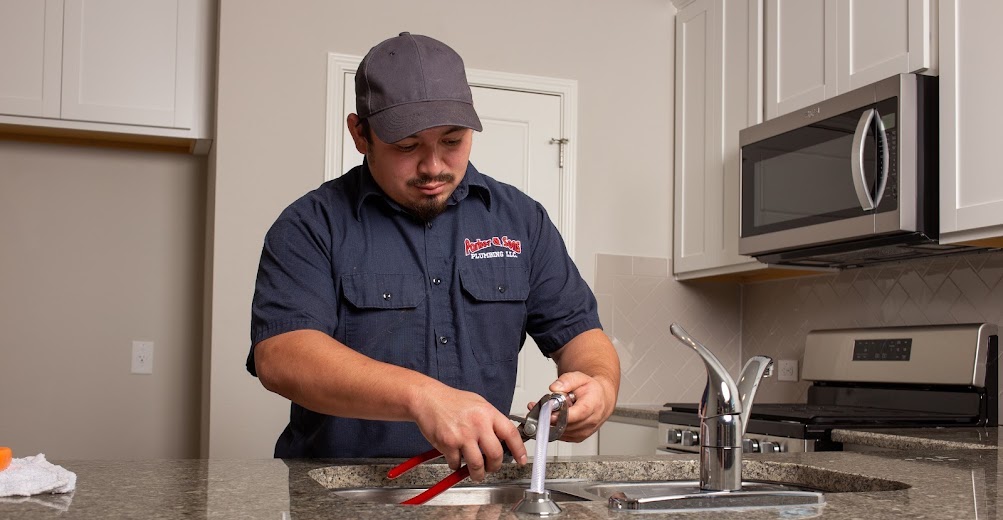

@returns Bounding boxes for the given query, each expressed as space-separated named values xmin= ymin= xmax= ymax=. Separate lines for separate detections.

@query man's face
xmin=349 ymin=117 xmax=473 ymax=222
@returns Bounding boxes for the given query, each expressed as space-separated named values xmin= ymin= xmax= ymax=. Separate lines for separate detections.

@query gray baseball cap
xmin=356 ymin=32 xmax=482 ymax=144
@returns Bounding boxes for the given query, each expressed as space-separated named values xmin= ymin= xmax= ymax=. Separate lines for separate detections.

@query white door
xmin=339 ymin=76 xmax=573 ymax=456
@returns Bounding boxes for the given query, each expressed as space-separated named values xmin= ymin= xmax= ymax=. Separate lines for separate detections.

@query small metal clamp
xmin=516 ymin=392 xmax=575 ymax=442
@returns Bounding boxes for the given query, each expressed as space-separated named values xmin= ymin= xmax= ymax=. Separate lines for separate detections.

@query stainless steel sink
xmin=331 ymin=482 xmax=589 ymax=506
xmin=547 ymin=480 xmax=826 ymax=511
xmin=329 ymin=479 xmax=824 ymax=510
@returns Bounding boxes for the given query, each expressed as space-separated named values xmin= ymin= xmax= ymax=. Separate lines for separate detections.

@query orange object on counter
xmin=0 ymin=447 xmax=11 ymax=472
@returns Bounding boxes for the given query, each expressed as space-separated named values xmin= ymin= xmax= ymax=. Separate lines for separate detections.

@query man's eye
xmin=443 ymin=139 xmax=461 ymax=146
xmin=396 ymin=144 xmax=417 ymax=152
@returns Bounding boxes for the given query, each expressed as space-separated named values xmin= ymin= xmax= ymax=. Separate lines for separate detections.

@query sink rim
xmin=329 ymin=480 xmax=590 ymax=506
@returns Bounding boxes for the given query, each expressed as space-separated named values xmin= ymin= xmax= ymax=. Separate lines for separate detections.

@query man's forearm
xmin=253 ymin=328 xmax=530 ymax=477
xmin=552 ymin=328 xmax=621 ymax=402
xmin=254 ymin=329 xmax=440 ymax=421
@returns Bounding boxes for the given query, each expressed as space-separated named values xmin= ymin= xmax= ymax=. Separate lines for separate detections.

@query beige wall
xmin=0 ymin=140 xmax=206 ymax=459
xmin=208 ymin=1 xmax=676 ymax=457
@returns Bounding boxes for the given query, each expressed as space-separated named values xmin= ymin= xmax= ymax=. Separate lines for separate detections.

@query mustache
xmin=408 ymin=173 xmax=455 ymax=188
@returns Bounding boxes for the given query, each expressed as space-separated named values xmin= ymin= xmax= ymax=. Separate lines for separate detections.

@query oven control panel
xmin=657 ymin=423 xmax=816 ymax=454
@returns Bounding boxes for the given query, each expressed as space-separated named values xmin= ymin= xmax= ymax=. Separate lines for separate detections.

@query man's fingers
xmin=442 ymin=448 xmax=463 ymax=472
xmin=460 ymin=443 xmax=486 ymax=482
xmin=497 ymin=416 xmax=528 ymax=466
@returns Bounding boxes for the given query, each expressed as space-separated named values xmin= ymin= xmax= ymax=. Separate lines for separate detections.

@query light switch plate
xmin=778 ymin=359 xmax=798 ymax=382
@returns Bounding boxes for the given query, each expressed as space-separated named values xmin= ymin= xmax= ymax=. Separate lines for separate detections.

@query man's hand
xmin=528 ymin=329 xmax=620 ymax=442
xmin=527 ymin=371 xmax=617 ymax=442
xmin=413 ymin=385 xmax=528 ymax=482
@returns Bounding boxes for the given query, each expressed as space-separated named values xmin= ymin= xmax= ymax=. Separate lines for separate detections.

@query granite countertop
xmin=2 ymin=426 xmax=1000 ymax=520
xmin=610 ymin=404 xmax=664 ymax=422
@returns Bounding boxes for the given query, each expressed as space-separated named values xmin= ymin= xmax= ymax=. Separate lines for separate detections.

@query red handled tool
xmin=388 ymin=392 xmax=575 ymax=505
xmin=387 ymin=448 xmax=470 ymax=505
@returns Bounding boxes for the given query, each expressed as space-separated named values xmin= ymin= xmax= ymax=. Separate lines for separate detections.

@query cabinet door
xmin=0 ymin=0 xmax=62 ymax=118
xmin=765 ymin=0 xmax=837 ymax=119
xmin=939 ymin=0 xmax=1003 ymax=245
xmin=60 ymin=0 xmax=195 ymax=128
xmin=673 ymin=0 xmax=764 ymax=279
xmin=675 ymin=0 xmax=723 ymax=275
xmin=837 ymin=0 xmax=934 ymax=93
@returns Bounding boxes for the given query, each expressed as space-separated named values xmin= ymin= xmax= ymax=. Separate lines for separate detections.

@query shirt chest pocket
xmin=341 ymin=273 xmax=427 ymax=368
xmin=459 ymin=266 xmax=531 ymax=364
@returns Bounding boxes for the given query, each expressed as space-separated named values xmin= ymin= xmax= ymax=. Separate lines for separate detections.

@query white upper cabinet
xmin=765 ymin=0 xmax=935 ymax=119
xmin=938 ymin=0 xmax=1003 ymax=246
xmin=0 ymin=0 xmax=63 ymax=118
xmin=0 ymin=0 xmax=214 ymax=147
xmin=673 ymin=0 xmax=766 ymax=280
xmin=61 ymin=0 xmax=197 ymax=129
xmin=765 ymin=0 xmax=835 ymax=120
xmin=837 ymin=0 xmax=935 ymax=92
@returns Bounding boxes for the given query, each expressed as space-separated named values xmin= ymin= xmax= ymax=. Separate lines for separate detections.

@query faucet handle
xmin=736 ymin=356 xmax=773 ymax=436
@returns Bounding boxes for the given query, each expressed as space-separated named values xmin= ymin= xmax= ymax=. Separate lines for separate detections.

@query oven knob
xmin=666 ymin=429 xmax=683 ymax=444
xmin=760 ymin=441 xmax=783 ymax=453
xmin=681 ymin=430 xmax=700 ymax=446
xmin=742 ymin=438 xmax=760 ymax=453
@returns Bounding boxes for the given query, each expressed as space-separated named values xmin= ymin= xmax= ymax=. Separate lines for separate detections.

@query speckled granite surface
xmin=832 ymin=426 xmax=1000 ymax=450
xmin=611 ymin=404 xmax=663 ymax=422
xmin=1 ymin=433 xmax=1000 ymax=519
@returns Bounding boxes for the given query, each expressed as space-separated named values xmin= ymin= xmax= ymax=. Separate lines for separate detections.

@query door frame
xmin=324 ymin=53 xmax=578 ymax=255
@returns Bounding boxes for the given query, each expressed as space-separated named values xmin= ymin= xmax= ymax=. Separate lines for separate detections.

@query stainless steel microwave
xmin=738 ymin=74 xmax=968 ymax=268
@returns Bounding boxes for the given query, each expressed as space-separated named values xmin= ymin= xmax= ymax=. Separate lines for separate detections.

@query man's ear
xmin=346 ymin=114 xmax=368 ymax=155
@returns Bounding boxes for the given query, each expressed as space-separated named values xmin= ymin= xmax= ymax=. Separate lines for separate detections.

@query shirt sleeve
xmin=247 ymin=200 xmax=338 ymax=376
xmin=523 ymin=202 xmax=602 ymax=355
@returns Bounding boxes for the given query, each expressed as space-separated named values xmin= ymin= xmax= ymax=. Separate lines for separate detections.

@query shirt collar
xmin=354 ymin=160 xmax=492 ymax=220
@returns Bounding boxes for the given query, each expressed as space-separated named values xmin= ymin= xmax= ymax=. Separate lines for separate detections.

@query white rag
xmin=0 ymin=454 xmax=76 ymax=497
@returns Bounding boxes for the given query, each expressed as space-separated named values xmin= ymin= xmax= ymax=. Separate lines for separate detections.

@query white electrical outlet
xmin=132 ymin=341 xmax=154 ymax=375
xmin=777 ymin=359 xmax=798 ymax=382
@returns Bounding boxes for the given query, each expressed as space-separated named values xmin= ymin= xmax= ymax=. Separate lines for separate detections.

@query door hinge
xmin=549 ymin=138 xmax=569 ymax=168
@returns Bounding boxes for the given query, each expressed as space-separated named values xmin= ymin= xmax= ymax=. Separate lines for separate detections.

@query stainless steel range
xmin=658 ymin=323 xmax=999 ymax=454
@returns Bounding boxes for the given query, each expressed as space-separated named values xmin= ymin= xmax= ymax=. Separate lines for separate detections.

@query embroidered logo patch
xmin=464 ymin=236 xmax=522 ymax=259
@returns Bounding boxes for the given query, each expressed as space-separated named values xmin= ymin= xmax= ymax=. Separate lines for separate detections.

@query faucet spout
xmin=668 ymin=324 xmax=740 ymax=418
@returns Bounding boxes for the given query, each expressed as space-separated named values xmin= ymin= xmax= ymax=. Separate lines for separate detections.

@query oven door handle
xmin=850 ymin=108 xmax=889 ymax=211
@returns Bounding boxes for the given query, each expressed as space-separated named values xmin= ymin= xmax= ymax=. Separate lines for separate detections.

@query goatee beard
xmin=406 ymin=173 xmax=455 ymax=223
xmin=407 ymin=197 xmax=448 ymax=223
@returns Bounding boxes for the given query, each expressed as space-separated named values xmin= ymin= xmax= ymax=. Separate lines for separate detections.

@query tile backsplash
xmin=594 ymin=254 xmax=741 ymax=405
xmin=742 ymin=250 xmax=1003 ymax=424
xmin=596 ymin=251 xmax=1002 ymax=424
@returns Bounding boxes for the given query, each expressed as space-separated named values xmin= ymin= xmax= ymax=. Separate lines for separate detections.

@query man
xmin=247 ymin=32 xmax=620 ymax=481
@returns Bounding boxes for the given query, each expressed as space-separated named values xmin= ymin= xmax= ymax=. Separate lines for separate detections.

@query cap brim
xmin=367 ymin=100 xmax=482 ymax=144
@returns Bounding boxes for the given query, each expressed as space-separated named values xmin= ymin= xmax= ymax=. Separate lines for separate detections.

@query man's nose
xmin=417 ymin=144 xmax=443 ymax=174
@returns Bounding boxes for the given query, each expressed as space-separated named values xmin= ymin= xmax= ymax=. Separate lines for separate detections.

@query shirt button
xmin=439 ymin=336 xmax=449 ymax=345
xmin=497 ymin=285 xmax=506 ymax=293
xmin=383 ymin=292 xmax=392 ymax=300
xmin=432 ymin=277 xmax=442 ymax=285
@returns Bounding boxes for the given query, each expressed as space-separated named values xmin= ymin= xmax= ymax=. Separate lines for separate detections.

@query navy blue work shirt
xmin=247 ymin=160 xmax=601 ymax=458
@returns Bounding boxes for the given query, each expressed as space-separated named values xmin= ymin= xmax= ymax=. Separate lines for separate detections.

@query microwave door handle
xmin=851 ymin=108 xmax=877 ymax=211
xmin=872 ymin=111 xmax=890 ymax=206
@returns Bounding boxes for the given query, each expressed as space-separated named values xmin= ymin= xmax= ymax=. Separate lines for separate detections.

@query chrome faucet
xmin=669 ymin=323 xmax=773 ymax=492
